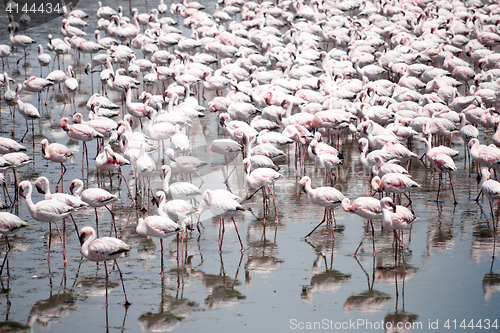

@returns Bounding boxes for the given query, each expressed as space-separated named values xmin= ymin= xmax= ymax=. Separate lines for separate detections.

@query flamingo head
xmin=34 ymin=178 xmax=46 ymax=194
xmin=18 ymin=181 xmax=30 ymax=198
xmin=298 ymin=176 xmax=311 ymax=192
xmin=79 ymin=227 xmax=93 ymax=245
xmin=69 ymin=181 xmax=76 ymax=195
xmin=380 ymin=197 xmax=396 ymax=212
xmin=60 ymin=118 xmax=70 ymax=131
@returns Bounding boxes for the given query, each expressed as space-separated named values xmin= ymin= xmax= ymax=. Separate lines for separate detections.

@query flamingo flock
xmin=0 ymin=0 xmax=499 ymax=310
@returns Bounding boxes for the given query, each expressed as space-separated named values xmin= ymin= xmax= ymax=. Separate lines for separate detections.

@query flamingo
xmin=420 ymin=136 xmax=459 ymax=203
xmin=299 ymin=176 xmax=345 ymax=240
xmin=198 ymin=189 xmax=245 ymax=253
xmin=33 ymin=176 xmax=87 ymax=236
xmin=209 ymin=138 xmax=243 ymax=186
xmin=156 ymin=191 xmax=197 ymax=228
xmin=0 ymin=212 xmax=29 ymax=278
xmin=371 ymin=173 xmax=421 ymax=206
xmin=136 ymin=143 xmax=156 ymax=211
xmin=0 ymin=44 xmax=11 ymax=71
xmin=69 ymin=179 xmax=119 ymax=237
xmin=371 ymin=156 xmax=409 ymax=178
xmin=4 ymin=76 xmax=17 ymax=136
xmin=15 ymin=94 xmax=40 ymax=143
xmin=40 ymin=139 xmax=74 ymax=192
xmin=161 ymin=165 xmax=202 ymax=201
xmin=341 ymin=197 xmax=382 ymax=255
xmin=380 ymin=197 xmax=417 ymax=268
xmin=19 ymin=181 xmax=75 ymax=262
xmin=244 ymin=159 xmax=283 ymax=224
xmin=165 ymin=149 xmax=207 ymax=185
xmin=0 ymin=137 xmax=26 ymax=154
xmin=136 ymin=216 xmax=180 ymax=276
xmin=79 ymin=226 xmax=132 ymax=306
xmin=9 ymin=30 xmax=35 ymax=65
xmin=95 ymin=146 xmax=133 ymax=204
xmin=476 ymin=168 xmax=500 ymax=226
xmin=3 ymin=152 xmax=34 ymax=202
xmin=33 ymin=176 xmax=88 ymax=210
xmin=60 ymin=117 xmax=103 ymax=173
xmin=37 ymin=45 xmax=51 ymax=77
xmin=64 ymin=66 xmax=79 ymax=109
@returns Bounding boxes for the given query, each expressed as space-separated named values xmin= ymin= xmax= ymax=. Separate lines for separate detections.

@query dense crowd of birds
xmin=0 ymin=0 xmax=500 ymax=306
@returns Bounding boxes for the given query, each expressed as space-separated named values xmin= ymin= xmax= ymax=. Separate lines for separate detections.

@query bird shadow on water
xmin=301 ymin=240 xmax=351 ymax=302
xmin=0 ymin=279 xmax=31 ymax=332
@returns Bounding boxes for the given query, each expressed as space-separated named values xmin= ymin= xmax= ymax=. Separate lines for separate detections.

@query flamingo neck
xmin=23 ymin=183 xmax=37 ymax=216
xmin=162 ymin=170 xmax=171 ymax=192
xmin=81 ymin=230 xmax=96 ymax=258
xmin=41 ymin=177 xmax=52 ymax=199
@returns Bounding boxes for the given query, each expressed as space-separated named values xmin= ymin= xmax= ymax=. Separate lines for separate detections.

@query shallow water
xmin=0 ymin=0 xmax=499 ymax=332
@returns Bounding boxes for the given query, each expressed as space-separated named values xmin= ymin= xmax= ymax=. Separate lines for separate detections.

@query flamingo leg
xmin=370 ymin=220 xmax=376 ymax=255
xmin=47 ymin=223 xmax=51 ymax=262
xmin=353 ymin=239 xmax=363 ymax=256
xmin=0 ymin=235 xmax=11 ymax=278
xmin=118 ymin=168 xmax=135 ymax=208
xmin=436 ymin=173 xmax=442 ymax=203
xmin=20 ymin=119 xmax=29 ymax=143
xmin=231 ymin=217 xmax=244 ymax=252
xmin=449 ymin=173 xmax=457 ymax=204
xmin=94 ymin=207 xmax=99 ymax=237
xmin=475 ymin=189 xmax=483 ymax=202
xmin=267 ymin=185 xmax=278 ymax=224
xmin=305 ymin=209 xmax=327 ymax=238
xmin=115 ymin=260 xmax=131 ymax=306
xmin=3 ymin=183 xmax=12 ymax=205
xmin=55 ymin=163 xmax=67 ymax=193
xmin=262 ymin=187 xmax=266 ymax=223
xmin=160 ymin=239 xmax=164 ymax=277
xmin=54 ymin=221 xmax=67 ymax=263
xmin=104 ymin=260 xmax=109 ymax=306
xmin=105 ymin=205 xmax=118 ymax=238
xmin=218 ymin=217 xmax=225 ymax=253
xmin=194 ymin=171 xmax=204 ymax=186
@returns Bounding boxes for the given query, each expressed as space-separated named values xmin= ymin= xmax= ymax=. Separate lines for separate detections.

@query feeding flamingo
xmin=79 ymin=226 xmax=132 ymax=306
xmin=299 ymin=176 xmax=345 ymax=240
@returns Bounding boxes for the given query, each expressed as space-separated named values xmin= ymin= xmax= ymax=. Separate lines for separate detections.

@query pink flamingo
xmin=136 ymin=216 xmax=180 ymax=276
xmin=197 ymin=189 xmax=245 ymax=253
xmin=299 ymin=176 xmax=345 ymax=240
xmin=3 ymin=152 xmax=34 ymax=202
xmin=79 ymin=226 xmax=132 ymax=306
xmin=420 ymin=136 xmax=458 ymax=203
xmin=371 ymin=173 xmax=421 ymax=205
xmin=380 ymin=197 xmax=417 ymax=268
xmin=371 ymin=156 xmax=408 ymax=178
xmin=15 ymin=94 xmax=40 ymax=143
xmin=166 ymin=149 xmax=207 ymax=185
xmin=9 ymin=30 xmax=35 ymax=65
xmin=19 ymin=181 xmax=75 ymax=262
xmin=244 ymin=160 xmax=283 ymax=224
xmin=476 ymin=168 xmax=500 ymax=227
xmin=342 ymin=197 xmax=381 ymax=255
xmin=209 ymin=138 xmax=243 ymax=186
xmin=22 ymin=76 xmax=54 ymax=106
xmin=40 ymin=139 xmax=74 ymax=192
xmin=0 ymin=137 xmax=26 ymax=154
xmin=60 ymin=117 xmax=103 ymax=174
xmin=69 ymin=179 xmax=119 ymax=237
xmin=95 ymin=146 xmax=133 ymax=206
xmin=0 ymin=212 xmax=29 ymax=278
xmin=161 ymin=165 xmax=202 ymax=201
